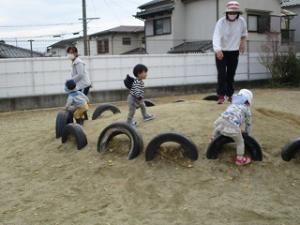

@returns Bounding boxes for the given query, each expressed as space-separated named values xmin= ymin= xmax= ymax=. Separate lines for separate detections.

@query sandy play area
xmin=0 ymin=88 xmax=300 ymax=225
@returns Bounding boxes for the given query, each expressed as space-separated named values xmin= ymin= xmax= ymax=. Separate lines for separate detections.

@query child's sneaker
xmin=144 ymin=114 xmax=155 ymax=122
xmin=217 ymin=96 xmax=225 ymax=104
xmin=235 ymin=155 xmax=251 ymax=166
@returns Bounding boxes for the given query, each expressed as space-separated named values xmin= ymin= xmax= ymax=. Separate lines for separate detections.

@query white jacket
xmin=71 ymin=57 xmax=91 ymax=90
xmin=213 ymin=16 xmax=248 ymax=52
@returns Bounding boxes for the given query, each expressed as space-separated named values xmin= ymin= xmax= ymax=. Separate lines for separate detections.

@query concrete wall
xmin=0 ymin=53 xmax=269 ymax=100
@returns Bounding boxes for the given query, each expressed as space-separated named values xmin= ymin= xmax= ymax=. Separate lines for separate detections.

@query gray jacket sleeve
xmin=244 ymin=108 xmax=252 ymax=134
xmin=79 ymin=91 xmax=89 ymax=103
xmin=72 ymin=62 xmax=85 ymax=83
xmin=65 ymin=96 xmax=73 ymax=109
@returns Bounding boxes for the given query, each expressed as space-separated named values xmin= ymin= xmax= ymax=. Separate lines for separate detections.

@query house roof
xmin=135 ymin=4 xmax=174 ymax=19
xmin=90 ymin=26 xmax=144 ymax=38
xmin=281 ymin=0 xmax=300 ymax=7
xmin=138 ymin=0 xmax=172 ymax=9
xmin=168 ymin=41 xmax=213 ymax=54
xmin=0 ymin=42 xmax=44 ymax=58
xmin=121 ymin=47 xmax=147 ymax=55
xmin=48 ymin=37 xmax=80 ymax=49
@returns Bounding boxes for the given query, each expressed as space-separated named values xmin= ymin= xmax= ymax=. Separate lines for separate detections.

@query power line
xmin=0 ymin=22 xmax=81 ymax=28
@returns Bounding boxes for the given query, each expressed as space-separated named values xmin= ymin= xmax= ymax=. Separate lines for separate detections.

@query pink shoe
xmin=217 ymin=96 xmax=225 ymax=104
xmin=235 ymin=156 xmax=251 ymax=166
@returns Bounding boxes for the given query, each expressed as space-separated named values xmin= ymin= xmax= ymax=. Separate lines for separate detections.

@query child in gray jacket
xmin=65 ymin=80 xmax=89 ymax=125
xmin=212 ymin=89 xmax=253 ymax=166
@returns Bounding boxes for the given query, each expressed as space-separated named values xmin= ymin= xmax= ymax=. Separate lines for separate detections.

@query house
xmin=281 ymin=0 xmax=300 ymax=42
xmin=135 ymin=0 xmax=283 ymax=54
xmin=85 ymin=26 xmax=145 ymax=55
xmin=0 ymin=41 xmax=44 ymax=58
xmin=47 ymin=37 xmax=80 ymax=57
xmin=47 ymin=26 xmax=146 ymax=57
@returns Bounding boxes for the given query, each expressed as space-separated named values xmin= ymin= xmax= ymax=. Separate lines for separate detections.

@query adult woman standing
xmin=67 ymin=46 xmax=91 ymax=119
xmin=66 ymin=46 xmax=91 ymax=96
xmin=213 ymin=1 xmax=247 ymax=104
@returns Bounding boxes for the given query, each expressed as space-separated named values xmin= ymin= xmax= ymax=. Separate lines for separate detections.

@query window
xmin=154 ymin=17 xmax=171 ymax=35
xmin=142 ymin=37 xmax=145 ymax=44
xmin=145 ymin=17 xmax=171 ymax=36
xmin=97 ymin=39 xmax=109 ymax=54
xmin=122 ymin=37 xmax=131 ymax=45
xmin=247 ymin=13 xmax=270 ymax=33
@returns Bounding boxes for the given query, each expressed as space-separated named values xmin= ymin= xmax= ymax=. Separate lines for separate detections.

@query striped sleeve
xmin=130 ymin=80 xmax=144 ymax=98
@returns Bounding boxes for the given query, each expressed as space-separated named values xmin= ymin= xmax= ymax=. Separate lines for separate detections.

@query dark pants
xmin=215 ymin=51 xmax=239 ymax=97
xmin=80 ymin=86 xmax=91 ymax=96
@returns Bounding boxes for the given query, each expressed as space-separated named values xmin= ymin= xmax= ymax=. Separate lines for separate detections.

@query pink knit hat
xmin=225 ymin=1 xmax=243 ymax=13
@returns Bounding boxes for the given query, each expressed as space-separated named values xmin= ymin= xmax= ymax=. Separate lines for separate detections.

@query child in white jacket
xmin=212 ymin=89 xmax=253 ymax=166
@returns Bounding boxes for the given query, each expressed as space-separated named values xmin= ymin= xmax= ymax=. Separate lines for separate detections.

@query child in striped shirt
xmin=127 ymin=64 xmax=154 ymax=126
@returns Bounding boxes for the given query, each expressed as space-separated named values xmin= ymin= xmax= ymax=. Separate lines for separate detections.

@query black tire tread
xmin=61 ymin=124 xmax=88 ymax=150
xmin=145 ymin=132 xmax=199 ymax=161
xmin=92 ymin=104 xmax=121 ymax=120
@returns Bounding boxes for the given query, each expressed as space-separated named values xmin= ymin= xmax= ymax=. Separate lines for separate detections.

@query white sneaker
xmin=143 ymin=114 xmax=155 ymax=122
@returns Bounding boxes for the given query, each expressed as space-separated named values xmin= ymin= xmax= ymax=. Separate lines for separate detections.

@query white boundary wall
xmin=0 ymin=53 xmax=269 ymax=98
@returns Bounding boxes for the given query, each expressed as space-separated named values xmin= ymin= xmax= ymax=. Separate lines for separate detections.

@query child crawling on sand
xmin=65 ymin=79 xmax=89 ymax=125
xmin=212 ymin=89 xmax=253 ymax=166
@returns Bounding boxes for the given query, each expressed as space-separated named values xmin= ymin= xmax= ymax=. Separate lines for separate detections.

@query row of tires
xmin=56 ymin=103 xmax=300 ymax=162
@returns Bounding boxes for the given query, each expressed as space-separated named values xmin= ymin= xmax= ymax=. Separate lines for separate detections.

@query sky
xmin=0 ymin=0 xmax=149 ymax=52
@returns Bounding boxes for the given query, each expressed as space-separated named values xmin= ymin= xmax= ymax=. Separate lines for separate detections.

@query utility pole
xmin=81 ymin=0 xmax=99 ymax=56
xmin=82 ymin=0 xmax=88 ymax=56
xmin=28 ymin=39 xmax=34 ymax=57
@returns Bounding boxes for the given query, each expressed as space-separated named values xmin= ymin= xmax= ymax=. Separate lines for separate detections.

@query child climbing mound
xmin=65 ymin=80 xmax=89 ymax=125
xmin=212 ymin=89 xmax=253 ymax=166
xmin=125 ymin=64 xmax=154 ymax=126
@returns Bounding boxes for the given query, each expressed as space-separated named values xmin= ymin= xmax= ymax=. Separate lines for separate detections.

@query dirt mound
xmin=0 ymin=89 xmax=300 ymax=225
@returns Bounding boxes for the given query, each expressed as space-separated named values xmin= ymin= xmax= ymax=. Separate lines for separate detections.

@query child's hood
xmin=232 ymin=94 xmax=248 ymax=105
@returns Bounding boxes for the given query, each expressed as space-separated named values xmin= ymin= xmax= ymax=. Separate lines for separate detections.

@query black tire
xmin=144 ymin=99 xmax=156 ymax=107
xmin=145 ymin=132 xmax=199 ymax=161
xmin=97 ymin=122 xmax=143 ymax=160
xmin=92 ymin=103 xmax=121 ymax=120
xmin=203 ymin=95 xmax=218 ymax=101
xmin=281 ymin=138 xmax=300 ymax=161
xmin=55 ymin=111 xmax=73 ymax=139
xmin=206 ymin=133 xmax=263 ymax=161
xmin=61 ymin=124 xmax=88 ymax=150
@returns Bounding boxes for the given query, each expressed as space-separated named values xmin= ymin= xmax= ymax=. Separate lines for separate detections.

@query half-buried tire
xmin=92 ymin=103 xmax=121 ymax=120
xmin=61 ymin=124 xmax=88 ymax=150
xmin=281 ymin=138 xmax=300 ymax=161
xmin=97 ymin=122 xmax=143 ymax=160
xmin=145 ymin=132 xmax=199 ymax=161
xmin=203 ymin=95 xmax=218 ymax=101
xmin=56 ymin=111 xmax=74 ymax=139
xmin=144 ymin=99 xmax=156 ymax=107
xmin=206 ymin=133 xmax=263 ymax=161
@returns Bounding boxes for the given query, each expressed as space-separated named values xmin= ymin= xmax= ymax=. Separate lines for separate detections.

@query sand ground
xmin=0 ymin=88 xmax=300 ymax=225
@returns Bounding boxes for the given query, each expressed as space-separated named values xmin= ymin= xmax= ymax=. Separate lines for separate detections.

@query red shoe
xmin=217 ymin=96 xmax=225 ymax=104
xmin=235 ymin=156 xmax=252 ymax=166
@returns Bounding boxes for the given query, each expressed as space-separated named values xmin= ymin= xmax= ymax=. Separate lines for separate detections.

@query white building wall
xmin=184 ymin=0 xmax=216 ymax=41
xmin=0 ymin=53 xmax=269 ymax=98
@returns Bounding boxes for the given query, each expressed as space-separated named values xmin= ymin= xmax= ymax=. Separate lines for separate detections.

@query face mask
xmin=228 ymin=14 xmax=238 ymax=21
xmin=67 ymin=53 xmax=75 ymax=60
